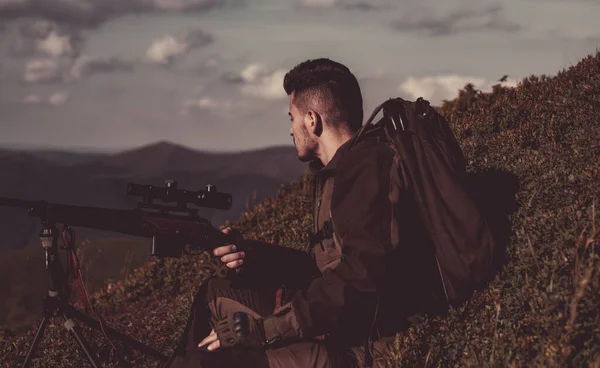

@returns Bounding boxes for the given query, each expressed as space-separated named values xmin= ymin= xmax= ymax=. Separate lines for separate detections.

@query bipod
xmin=21 ymin=223 xmax=168 ymax=367
xmin=23 ymin=291 xmax=103 ymax=368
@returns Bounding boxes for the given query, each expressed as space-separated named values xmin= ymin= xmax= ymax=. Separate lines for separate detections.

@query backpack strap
xmin=351 ymin=97 xmax=425 ymax=151
xmin=350 ymin=100 xmax=390 ymax=150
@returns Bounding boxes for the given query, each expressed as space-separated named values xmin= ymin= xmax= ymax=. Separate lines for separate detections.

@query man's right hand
xmin=213 ymin=227 xmax=246 ymax=269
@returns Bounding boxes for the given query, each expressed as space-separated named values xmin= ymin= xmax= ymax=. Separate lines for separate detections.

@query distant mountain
xmin=23 ymin=150 xmax=106 ymax=165
xmin=0 ymin=141 xmax=306 ymax=252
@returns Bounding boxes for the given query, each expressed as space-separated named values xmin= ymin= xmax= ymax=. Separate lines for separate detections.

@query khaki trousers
xmin=166 ymin=277 xmax=394 ymax=368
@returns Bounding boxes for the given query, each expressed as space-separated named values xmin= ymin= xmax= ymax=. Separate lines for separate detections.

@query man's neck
xmin=319 ymin=129 xmax=355 ymax=166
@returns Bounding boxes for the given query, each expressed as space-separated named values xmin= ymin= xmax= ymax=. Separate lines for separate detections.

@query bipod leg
xmin=64 ymin=304 xmax=168 ymax=363
xmin=63 ymin=305 xmax=132 ymax=368
xmin=61 ymin=312 xmax=103 ymax=368
xmin=22 ymin=292 xmax=62 ymax=368
xmin=21 ymin=316 xmax=49 ymax=368
xmin=21 ymin=294 xmax=103 ymax=367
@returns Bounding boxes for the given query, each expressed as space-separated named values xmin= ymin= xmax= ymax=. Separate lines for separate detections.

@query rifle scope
xmin=127 ymin=180 xmax=232 ymax=210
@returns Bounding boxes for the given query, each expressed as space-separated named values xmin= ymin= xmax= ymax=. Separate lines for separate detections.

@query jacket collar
xmin=308 ymin=131 xmax=358 ymax=176
xmin=308 ymin=123 xmax=383 ymax=176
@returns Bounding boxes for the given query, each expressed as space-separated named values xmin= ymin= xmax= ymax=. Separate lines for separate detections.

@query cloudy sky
xmin=0 ymin=0 xmax=598 ymax=152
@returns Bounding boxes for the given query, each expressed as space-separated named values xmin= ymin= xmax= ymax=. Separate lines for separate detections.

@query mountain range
xmin=0 ymin=141 xmax=307 ymax=252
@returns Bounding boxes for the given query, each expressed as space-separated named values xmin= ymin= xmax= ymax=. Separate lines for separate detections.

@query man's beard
xmin=295 ymin=134 xmax=317 ymax=163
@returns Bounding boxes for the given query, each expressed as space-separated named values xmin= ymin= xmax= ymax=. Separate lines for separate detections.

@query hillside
xmin=0 ymin=142 xmax=306 ymax=340
xmin=0 ymin=236 xmax=152 ymax=336
xmin=1 ymin=50 xmax=599 ymax=367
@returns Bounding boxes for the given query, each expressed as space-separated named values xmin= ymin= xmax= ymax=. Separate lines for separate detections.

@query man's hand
xmin=214 ymin=227 xmax=245 ymax=269
xmin=198 ymin=329 xmax=220 ymax=351
xmin=199 ymin=312 xmax=266 ymax=351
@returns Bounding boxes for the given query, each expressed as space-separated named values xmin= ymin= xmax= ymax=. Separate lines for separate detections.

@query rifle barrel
xmin=0 ymin=197 xmax=41 ymax=209
xmin=0 ymin=196 xmax=223 ymax=257
xmin=40 ymin=204 xmax=148 ymax=236
xmin=0 ymin=197 xmax=149 ymax=236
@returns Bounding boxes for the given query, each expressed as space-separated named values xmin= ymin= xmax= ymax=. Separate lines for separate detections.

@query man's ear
xmin=304 ymin=110 xmax=323 ymax=136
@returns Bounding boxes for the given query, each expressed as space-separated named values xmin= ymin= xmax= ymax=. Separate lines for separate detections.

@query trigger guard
xmin=216 ymin=264 xmax=230 ymax=278
xmin=216 ymin=264 xmax=244 ymax=279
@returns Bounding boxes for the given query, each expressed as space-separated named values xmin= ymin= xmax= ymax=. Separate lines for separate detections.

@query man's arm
xmin=212 ymin=229 xmax=320 ymax=289
xmin=262 ymin=145 xmax=403 ymax=342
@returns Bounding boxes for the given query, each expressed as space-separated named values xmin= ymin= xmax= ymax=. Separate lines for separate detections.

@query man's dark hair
xmin=283 ymin=58 xmax=363 ymax=132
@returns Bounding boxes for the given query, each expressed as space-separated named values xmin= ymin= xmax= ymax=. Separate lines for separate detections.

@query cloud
xmin=145 ymin=28 xmax=213 ymax=66
xmin=524 ymin=0 xmax=596 ymax=2
xmin=234 ymin=63 xmax=288 ymax=100
xmin=69 ymin=55 xmax=133 ymax=79
xmin=0 ymin=0 xmax=236 ymax=29
xmin=6 ymin=19 xmax=82 ymax=57
xmin=22 ymin=90 xmax=70 ymax=106
xmin=23 ymin=58 xmax=63 ymax=83
xmin=152 ymin=0 xmax=231 ymax=11
xmin=48 ymin=90 xmax=70 ymax=105
xmin=180 ymin=96 xmax=252 ymax=120
xmin=546 ymin=28 xmax=600 ymax=46
xmin=584 ymin=35 xmax=600 ymax=46
xmin=298 ymin=0 xmax=337 ymax=6
xmin=181 ymin=97 xmax=233 ymax=113
xmin=20 ymin=50 xmax=133 ymax=85
xmin=399 ymin=74 xmax=517 ymax=104
xmin=37 ymin=29 xmax=77 ymax=57
xmin=202 ymin=56 xmax=223 ymax=68
xmin=179 ymin=90 xmax=269 ymax=120
xmin=296 ymin=0 xmax=386 ymax=10
xmin=0 ymin=0 xmax=111 ymax=28
xmin=23 ymin=94 xmax=42 ymax=104
xmin=391 ymin=3 xmax=522 ymax=36
xmin=4 ymin=19 xmax=138 ymax=84
xmin=342 ymin=2 xmax=380 ymax=11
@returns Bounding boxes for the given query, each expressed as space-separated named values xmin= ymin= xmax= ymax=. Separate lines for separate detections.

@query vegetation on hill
xmin=1 ymin=50 xmax=599 ymax=367
xmin=0 ymin=237 xmax=152 ymax=337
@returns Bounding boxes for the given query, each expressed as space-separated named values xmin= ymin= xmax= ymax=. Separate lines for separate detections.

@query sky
xmin=0 ymin=0 xmax=598 ymax=153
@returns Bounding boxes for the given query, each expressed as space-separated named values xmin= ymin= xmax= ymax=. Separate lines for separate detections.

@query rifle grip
xmin=216 ymin=264 xmax=244 ymax=279
xmin=215 ymin=228 xmax=246 ymax=279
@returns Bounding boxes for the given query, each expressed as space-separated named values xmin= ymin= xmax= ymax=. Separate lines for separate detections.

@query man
xmin=166 ymin=58 xmax=440 ymax=368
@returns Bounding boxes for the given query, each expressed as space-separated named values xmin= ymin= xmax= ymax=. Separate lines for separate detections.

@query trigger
xmin=216 ymin=264 xmax=230 ymax=278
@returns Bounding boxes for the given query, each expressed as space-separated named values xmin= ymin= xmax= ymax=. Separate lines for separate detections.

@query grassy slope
xmin=0 ymin=237 xmax=152 ymax=337
xmin=1 ymin=51 xmax=599 ymax=367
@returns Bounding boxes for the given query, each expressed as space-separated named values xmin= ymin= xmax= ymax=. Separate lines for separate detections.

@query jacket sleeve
xmin=262 ymin=145 xmax=403 ymax=342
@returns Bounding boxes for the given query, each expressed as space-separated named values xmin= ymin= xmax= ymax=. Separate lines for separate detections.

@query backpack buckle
xmin=308 ymin=220 xmax=335 ymax=248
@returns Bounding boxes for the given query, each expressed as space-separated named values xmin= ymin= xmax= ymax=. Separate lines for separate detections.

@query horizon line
xmin=0 ymin=140 xmax=297 ymax=155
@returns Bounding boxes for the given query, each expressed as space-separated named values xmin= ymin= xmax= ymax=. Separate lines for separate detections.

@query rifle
xmin=0 ymin=180 xmax=316 ymax=367
xmin=0 ymin=180 xmax=315 ymax=282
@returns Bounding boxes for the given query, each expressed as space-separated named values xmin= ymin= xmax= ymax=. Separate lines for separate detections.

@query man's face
xmin=288 ymin=94 xmax=317 ymax=162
